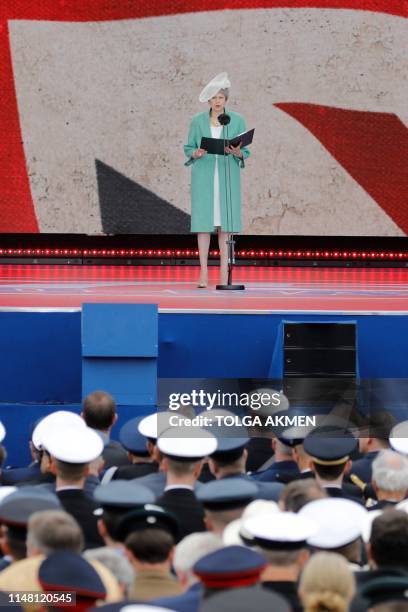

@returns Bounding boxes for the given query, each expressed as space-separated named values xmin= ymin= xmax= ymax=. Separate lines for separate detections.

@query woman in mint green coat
xmin=184 ymin=73 xmax=250 ymax=287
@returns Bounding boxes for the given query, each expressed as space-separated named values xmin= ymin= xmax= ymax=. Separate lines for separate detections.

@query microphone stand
xmin=216 ymin=113 xmax=245 ymax=291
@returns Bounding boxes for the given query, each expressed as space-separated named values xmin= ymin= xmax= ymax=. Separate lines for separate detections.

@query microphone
xmin=218 ymin=113 xmax=231 ymax=126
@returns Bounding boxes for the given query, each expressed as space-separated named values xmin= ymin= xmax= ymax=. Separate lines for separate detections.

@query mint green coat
xmin=184 ymin=110 xmax=250 ymax=233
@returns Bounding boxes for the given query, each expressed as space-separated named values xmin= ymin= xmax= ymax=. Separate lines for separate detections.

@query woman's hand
xmin=193 ymin=148 xmax=207 ymax=159
xmin=225 ymin=143 xmax=243 ymax=158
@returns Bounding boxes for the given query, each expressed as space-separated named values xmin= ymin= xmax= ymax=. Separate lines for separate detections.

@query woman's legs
xmin=218 ymin=228 xmax=229 ymax=286
xmin=197 ymin=232 xmax=211 ymax=286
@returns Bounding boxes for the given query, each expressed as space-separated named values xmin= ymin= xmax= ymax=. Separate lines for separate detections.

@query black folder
xmin=200 ymin=128 xmax=255 ymax=155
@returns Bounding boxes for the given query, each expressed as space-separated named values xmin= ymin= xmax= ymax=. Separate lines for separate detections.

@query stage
xmin=0 ymin=264 xmax=407 ymax=313
xmin=0 ymin=262 xmax=407 ymax=466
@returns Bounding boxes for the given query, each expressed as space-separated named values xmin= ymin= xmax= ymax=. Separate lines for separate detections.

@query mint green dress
xmin=184 ymin=109 xmax=250 ymax=233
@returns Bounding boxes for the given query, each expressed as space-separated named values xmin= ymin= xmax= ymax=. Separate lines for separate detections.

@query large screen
xmin=2 ymin=1 xmax=407 ymax=235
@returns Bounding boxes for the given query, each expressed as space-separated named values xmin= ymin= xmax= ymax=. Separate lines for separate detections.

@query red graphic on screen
xmin=0 ymin=0 xmax=406 ymax=232
xmin=276 ymin=104 xmax=408 ymax=234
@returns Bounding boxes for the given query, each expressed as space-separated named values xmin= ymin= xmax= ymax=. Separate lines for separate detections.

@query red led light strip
xmin=0 ymin=248 xmax=406 ymax=260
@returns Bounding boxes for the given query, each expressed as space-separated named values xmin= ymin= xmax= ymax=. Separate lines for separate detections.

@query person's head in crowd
xmin=368 ymin=510 xmax=408 ymax=570
xmin=303 ymin=426 xmax=357 ymax=487
xmin=198 ymin=479 xmax=258 ymax=535
xmin=82 ymin=390 xmax=117 ymax=433
xmin=272 ymin=437 xmax=294 ymax=461
xmin=32 ymin=411 xmax=88 ymax=477
xmin=116 ymin=505 xmax=181 ymax=601
xmin=299 ymin=552 xmax=356 ymax=612
xmin=242 ymin=512 xmax=317 ymax=583
xmin=299 ymin=498 xmax=367 ymax=566
xmin=26 ymin=510 xmax=83 ymax=556
xmin=137 ymin=410 xmax=193 ymax=466
xmin=157 ymin=427 xmax=217 ymax=488
xmin=39 ymin=550 xmax=107 ymax=610
xmin=279 ymin=479 xmax=327 ymax=512
xmin=359 ymin=411 xmax=396 ymax=456
xmin=371 ymin=450 xmax=408 ymax=503
xmin=292 ymin=442 xmax=313 ymax=473
xmin=0 ymin=488 xmax=61 ymax=563
xmin=84 ymin=547 xmax=134 ymax=598
xmin=222 ymin=499 xmax=280 ymax=546
xmin=209 ymin=444 xmax=247 ymax=477
xmin=173 ymin=532 xmax=223 ymax=589
xmin=0 ymin=525 xmax=26 ymax=563
xmin=193 ymin=545 xmax=266 ymax=596
xmin=119 ymin=416 xmax=155 ymax=465
xmin=276 ymin=416 xmax=324 ymax=475
xmin=198 ymin=412 xmax=247 ymax=478
xmin=93 ymin=481 xmax=155 ymax=547
xmin=0 ymin=486 xmax=16 ymax=560
xmin=43 ymin=424 xmax=104 ymax=490
xmin=125 ymin=528 xmax=175 ymax=571
xmin=137 ymin=412 xmax=162 ymax=465
xmin=207 ymin=426 xmax=248 ymax=478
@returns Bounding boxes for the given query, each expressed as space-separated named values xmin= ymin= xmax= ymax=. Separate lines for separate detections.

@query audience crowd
xmin=0 ymin=390 xmax=407 ymax=611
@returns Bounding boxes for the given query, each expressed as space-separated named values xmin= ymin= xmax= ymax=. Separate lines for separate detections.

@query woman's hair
xmin=299 ymin=552 xmax=356 ymax=612
xmin=216 ymin=88 xmax=229 ymax=100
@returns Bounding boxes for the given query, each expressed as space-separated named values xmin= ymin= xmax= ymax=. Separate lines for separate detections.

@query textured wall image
xmin=1 ymin=1 xmax=407 ymax=235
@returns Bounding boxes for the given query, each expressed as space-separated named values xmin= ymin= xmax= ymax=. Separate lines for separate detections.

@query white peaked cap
xmin=0 ymin=487 xmax=17 ymax=504
xmin=32 ymin=411 xmax=86 ymax=450
xmin=199 ymin=72 xmax=231 ymax=103
xmin=243 ymin=511 xmax=318 ymax=546
xmin=0 ymin=421 xmax=5 ymax=443
xmin=43 ymin=424 xmax=104 ymax=463
xmin=397 ymin=499 xmax=408 ymax=514
xmin=389 ymin=420 xmax=408 ymax=455
xmin=157 ymin=426 xmax=217 ymax=459
xmin=223 ymin=500 xmax=280 ymax=546
xmin=299 ymin=498 xmax=367 ymax=548
xmin=138 ymin=411 xmax=179 ymax=440
xmin=361 ymin=509 xmax=383 ymax=543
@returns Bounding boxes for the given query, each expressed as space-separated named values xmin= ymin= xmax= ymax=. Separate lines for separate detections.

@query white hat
xmin=157 ymin=426 xmax=217 ymax=459
xmin=43 ymin=424 xmax=104 ymax=463
xmin=32 ymin=411 xmax=86 ymax=450
xmin=223 ymin=500 xmax=280 ymax=546
xmin=242 ymin=511 xmax=317 ymax=548
xmin=199 ymin=72 xmax=231 ymax=103
xmin=137 ymin=412 xmax=176 ymax=440
xmin=361 ymin=509 xmax=383 ymax=543
xmin=0 ymin=421 xmax=5 ymax=444
xmin=396 ymin=499 xmax=408 ymax=514
xmin=0 ymin=486 xmax=17 ymax=504
xmin=389 ymin=421 xmax=408 ymax=455
xmin=299 ymin=498 xmax=367 ymax=548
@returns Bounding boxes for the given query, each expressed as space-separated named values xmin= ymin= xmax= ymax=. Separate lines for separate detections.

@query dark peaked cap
xmin=119 ymin=416 xmax=150 ymax=455
xmin=39 ymin=550 xmax=106 ymax=598
xmin=303 ymin=425 xmax=357 ymax=465
xmin=0 ymin=487 xmax=61 ymax=527
xmin=193 ymin=545 xmax=266 ymax=588
xmin=114 ymin=504 xmax=179 ymax=542
xmin=206 ymin=417 xmax=248 ymax=463
xmin=197 ymin=478 xmax=258 ymax=511
xmin=93 ymin=480 xmax=155 ymax=510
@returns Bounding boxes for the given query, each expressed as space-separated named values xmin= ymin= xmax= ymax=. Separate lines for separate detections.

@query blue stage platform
xmin=1 ymin=308 xmax=407 ymax=466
